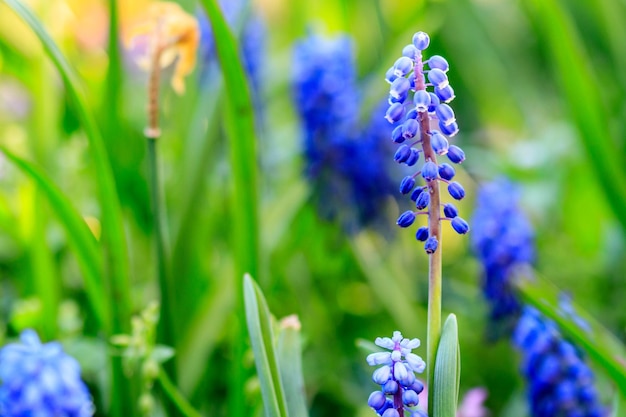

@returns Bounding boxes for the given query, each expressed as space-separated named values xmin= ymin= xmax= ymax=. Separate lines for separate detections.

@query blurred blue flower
xmin=0 ymin=329 xmax=94 ymax=417
xmin=513 ymin=307 xmax=605 ymax=417
xmin=292 ymin=34 xmax=394 ymax=231
xmin=471 ymin=179 xmax=535 ymax=337
xmin=366 ymin=331 xmax=425 ymax=417
xmin=384 ymin=31 xmax=467 ymax=253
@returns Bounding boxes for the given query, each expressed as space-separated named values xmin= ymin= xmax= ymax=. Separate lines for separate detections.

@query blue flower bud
xmin=434 ymin=84 xmax=455 ymax=103
xmin=388 ymin=93 xmax=406 ymax=105
xmin=391 ymin=125 xmax=404 ymax=143
xmin=402 ymin=119 xmax=419 ymax=139
xmin=385 ymin=102 xmax=405 ymax=123
xmin=413 ymin=90 xmax=431 ymax=112
xmin=438 ymin=163 xmax=455 ymax=180
xmin=421 ymin=161 xmax=438 ymax=181
xmin=405 ymin=148 xmax=420 ymax=166
xmin=428 ymin=55 xmax=449 ymax=72
xmin=412 ymin=31 xmax=430 ymax=50
xmin=406 ymin=108 xmax=418 ymax=120
xmin=427 ymin=92 xmax=440 ymax=112
xmin=393 ymin=56 xmax=414 ymax=77
xmin=382 ymin=408 xmax=400 ymax=417
xmin=394 ymin=145 xmax=411 ymax=163
xmin=403 ymin=389 xmax=420 ymax=407
xmin=443 ymin=203 xmax=458 ymax=218
xmin=385 ymin=66 xmax=398 ymax=84
xmin=372 ymin=365 xmax=391 ymax=384
xmin=424 ymin=236 xmax=438 ymax=254
xmin=451 ymin=217 xmax=470 ymax=234
xmin=399 ymin=176 xmax=416 ymax=194
xmin=405 ymin=352 xmax=425 ymax=372
xmin=393 ymin=361 xmax=408 ymax=382
xmin=397 ymin=210 xmax=416 ymax=227
xmin=427 ymin=68 xmax=449 ymax=89
xmin=415 ymin=226 xmax=429 ymax=241
xmin=390 ymin=77 xmax=411 ymax=100
xmin=366 ymin=351 xmax=392 ymax=366
xmin=430 ymin=131 xmax=449 ymax=155
xmin=410 ymin=380 xmax=425 ymax=394
xmin=368 ymin=391 xmax=387 ymax=410
xmin=415 ymin=191 xmax=430 ymax=210
xmin=410 ymin=186 xmax=424 ymax=202
xmin=447 ymin=145 xmax=465 ymax=164
xmin=382 ymin=380 xmax=399 ymax=394
xmin=439 ymin=120 xmax=459 ymax=137
xmin=402 ymin=44 xmax=418 ymax=59
xmin=448 ymin=181 xmax=466 ymax=200
xmin=435 ymin=103 xmax=456 ymax=126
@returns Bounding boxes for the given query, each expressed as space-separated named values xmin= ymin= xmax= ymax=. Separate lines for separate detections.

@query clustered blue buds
xmin=366 ymin=331 xmax=426 ymax=417
xmin=386 ymin=31 xmax=468 ymax=253
xmin=0 ymin=329 xmax=94 ymax=417
xmin=293 ymin=34 xmax=394 ymax=231
xmin=470 ymin=179 xmax=535 ymax=337
xmin=513 ymin=307 xmax=605 ymax=417
xmin=471 ymin=180 xmax=606 ymax=415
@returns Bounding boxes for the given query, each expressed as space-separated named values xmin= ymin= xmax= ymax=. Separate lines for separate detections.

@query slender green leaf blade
xmin=526 ymin=0 xmax=626 ymax=234
xmin=433 ymin=314 xmax=460 ymax=417
xmin=1 ymin=147 xmax=107 ymax=329
xmin=2 ymin=0 xmax=131 ymax=334
xmin=277 ymin=316 xmax=309 ymax=417
xmin=243 ymin=275 xmax=288 ymax=417
xmin=514 ymin=271 xmax=626 ymax=394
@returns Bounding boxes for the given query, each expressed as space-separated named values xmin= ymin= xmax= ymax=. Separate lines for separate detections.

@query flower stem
xmin=415 ymin=53 xmax=443 ymax=417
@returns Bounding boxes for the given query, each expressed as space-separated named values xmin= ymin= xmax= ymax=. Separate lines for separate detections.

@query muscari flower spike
xmin=470 ymin=179 xmax=535 ymax=336
xmin=366 ymin=331 xmax=426 ymax=417
xmin=0 ymin=329 xmax=94 ymax=417
xmin=293 ymin=34 xmax=394 ymax=232
xmin=385 ymin=31 xmax=468 ymax=253
xmin=471 ymin=180 xmax=605 ymax=416
xmin=513 ymin=307 xmax=605 ymax=417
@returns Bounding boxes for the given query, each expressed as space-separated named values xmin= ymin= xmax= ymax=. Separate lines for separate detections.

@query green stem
xmin=415 ymin=53 xmax=443 ymax=417
xmin=157 ymin=370 xmax=203 ymax=417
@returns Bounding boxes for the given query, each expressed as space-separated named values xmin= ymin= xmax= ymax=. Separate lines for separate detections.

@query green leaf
xmin=1 ymin=147 xmax=107 ymax=330
xmin=243 ymin=274 xmax=288 ymax=417
xmin=514 ymin=271 xmax=626 ymax=395
xmin=433 ymin=314 xmax=460 ymax=417
xmin=525 ymin=0 xmax=626 ymax=234
xmin=199 ymin=0 xmax=259 ymax=281
xmin=2 ymin=0 xmax=132 ymax=334
xmin=276 ymin=316 xmax=309 ymax=417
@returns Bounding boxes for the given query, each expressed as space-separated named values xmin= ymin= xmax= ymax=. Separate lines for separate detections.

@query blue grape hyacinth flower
xmin=513 ymin=307 xmax=605 ymax=417
xmin=0 ymin=329 xmax=94 ymax=417
xmin=385 ymin=31 xmax=468 ymax=253
xmin=471 ymin=179 xmax=535 ymax=337
xmin=293 ymin=34 xmax=394 ymax=231
xmin=366 ymin=331 xmax=426 ymax=417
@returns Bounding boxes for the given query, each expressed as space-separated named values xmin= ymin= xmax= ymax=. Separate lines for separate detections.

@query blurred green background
xmin=0 ymin=0 xmax=625 ymax=416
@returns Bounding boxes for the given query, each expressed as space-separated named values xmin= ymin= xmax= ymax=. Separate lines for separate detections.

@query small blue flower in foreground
xmin=384 ymin=31 xmax=468 ymax=253
xmin=366 ymin=331 xmax=425 ymax=416
xmin=513 ymin=307 xmax=605 ymax=417
xmin=0 ymin=329 xmax=94 ymax=417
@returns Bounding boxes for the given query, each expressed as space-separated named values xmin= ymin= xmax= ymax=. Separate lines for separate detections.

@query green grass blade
xmin=243 ymin=274 xmax=288 ymax=417
xmin=199 ymin=0 xmax=259 ymax=280
xmin=276 ymin=316 xmax=309 ymax=417
xmin=525 ymin=0 xmax=626 ymax=234
xmin=433 ymin=314 xmax=460 ymax=417
xmin=1 ymin=147 xmax=107 ymax=330
xmin=515 ymin=271 xmax=626 ymax=394
xmin=198 ymin=3 xmax=259 ymax=415
xmin=2 ymin=0 xmax=131 ymax=332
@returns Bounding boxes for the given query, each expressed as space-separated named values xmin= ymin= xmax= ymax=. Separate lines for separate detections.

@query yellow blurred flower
xmin=125 ymin=2 xmax=199 ymax=94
